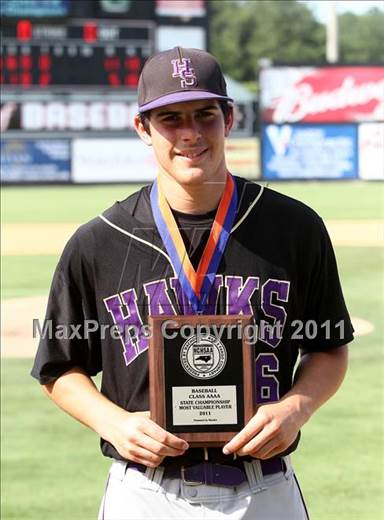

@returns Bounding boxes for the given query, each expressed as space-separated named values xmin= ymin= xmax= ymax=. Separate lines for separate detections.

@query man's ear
xmin=224 ymin=105 xmax=234 ymax=137
xmin=134 ymin=115 xmax=152 ymax=146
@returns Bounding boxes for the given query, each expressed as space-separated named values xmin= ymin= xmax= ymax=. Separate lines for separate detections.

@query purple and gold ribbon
xmin=150 ymin=173 xmax=237 ymax=313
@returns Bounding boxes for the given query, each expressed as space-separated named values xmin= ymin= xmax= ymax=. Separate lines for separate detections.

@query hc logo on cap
xmin=171 ymin=58 xmax=197 ymax=88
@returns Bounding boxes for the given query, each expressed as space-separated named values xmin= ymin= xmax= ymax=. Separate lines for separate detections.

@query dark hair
xmin=138 ymin=100 xmax=232 ymax=135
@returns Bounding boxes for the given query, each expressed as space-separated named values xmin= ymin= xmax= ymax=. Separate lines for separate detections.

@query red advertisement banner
xmin=260 ymin=66 xmax=384 ymax=123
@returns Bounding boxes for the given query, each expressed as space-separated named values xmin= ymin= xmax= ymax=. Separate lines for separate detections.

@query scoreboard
xmin=0 ymin=19 xmax=154 ymax=88
xmin=1 ymin=0 xmax=208 ymax=91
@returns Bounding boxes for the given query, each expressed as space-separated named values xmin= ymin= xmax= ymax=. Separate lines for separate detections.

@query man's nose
xmin=179 ymin=117 xmax=202 ymax=142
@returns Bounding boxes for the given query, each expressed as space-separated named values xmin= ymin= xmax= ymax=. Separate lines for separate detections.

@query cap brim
xmin=138 ymin=91 xmax=233 ymax=112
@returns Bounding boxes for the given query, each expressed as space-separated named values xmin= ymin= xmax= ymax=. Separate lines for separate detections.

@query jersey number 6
xmin=255 ymin=353 xmax=280 ymax=403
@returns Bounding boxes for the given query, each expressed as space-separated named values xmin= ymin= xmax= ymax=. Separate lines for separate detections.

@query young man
xmin=32 ymin=47 xmax=353 ymax=519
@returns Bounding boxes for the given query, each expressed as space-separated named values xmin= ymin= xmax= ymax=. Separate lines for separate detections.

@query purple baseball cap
xmin=137 ymin=47 xmax=233 ymax=113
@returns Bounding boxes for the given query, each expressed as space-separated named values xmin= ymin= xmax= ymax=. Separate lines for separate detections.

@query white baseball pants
xmin=98 ymin=457 xmax=309 ymax=520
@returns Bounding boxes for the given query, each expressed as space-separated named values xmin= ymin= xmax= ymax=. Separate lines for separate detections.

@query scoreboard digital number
xmin=0 ymin=19 xmax=155 ymax=87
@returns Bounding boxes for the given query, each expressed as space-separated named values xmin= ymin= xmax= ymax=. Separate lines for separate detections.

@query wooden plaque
xmin=148 ymin=315 xmax=255 ymax=448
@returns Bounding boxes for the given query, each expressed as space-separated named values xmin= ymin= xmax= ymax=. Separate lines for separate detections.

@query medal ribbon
xmin=150 ymin=173 xmax=237 ymax=313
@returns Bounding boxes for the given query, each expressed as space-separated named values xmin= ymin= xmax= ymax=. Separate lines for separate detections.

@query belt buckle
xmin=181 ymin=465 xmax=203 ymax=486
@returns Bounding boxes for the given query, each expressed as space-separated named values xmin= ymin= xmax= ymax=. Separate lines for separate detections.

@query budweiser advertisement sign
xmin=260 ymin=66 xmax=384 ymax=123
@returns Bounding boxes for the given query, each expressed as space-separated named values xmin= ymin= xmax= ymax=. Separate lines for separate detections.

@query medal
xmin=150 ymin=173 xmax=237 ymax=313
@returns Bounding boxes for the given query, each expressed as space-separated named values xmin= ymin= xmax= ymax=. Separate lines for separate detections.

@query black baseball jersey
xmin=31 ymin=176 xmax=354 ymax=461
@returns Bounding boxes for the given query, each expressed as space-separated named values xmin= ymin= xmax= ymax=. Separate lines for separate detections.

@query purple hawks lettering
xmin=103 ymin=274 xmax=290 ymax=366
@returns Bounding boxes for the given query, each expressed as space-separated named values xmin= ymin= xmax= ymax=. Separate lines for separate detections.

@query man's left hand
xmin=222 ymin=398 xmax=307 ymax=460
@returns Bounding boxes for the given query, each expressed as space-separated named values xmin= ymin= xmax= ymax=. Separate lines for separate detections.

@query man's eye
xmin=198 ymin=111 xmax=214 ymax=118
xmin=162 ymin=115 xmax=179 ymax=122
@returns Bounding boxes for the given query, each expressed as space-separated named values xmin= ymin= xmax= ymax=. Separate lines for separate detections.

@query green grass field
xmin=2 ymin=181 xmax=383 ymax=224
xmin=1 ymin=182 xmax=383 ymax=519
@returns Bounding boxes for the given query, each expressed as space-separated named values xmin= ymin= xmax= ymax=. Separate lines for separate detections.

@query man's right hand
xmin=109 ymin=411 xmax=189 ymax=468
xmin=42 ymin=369 xmax=189 ymax=469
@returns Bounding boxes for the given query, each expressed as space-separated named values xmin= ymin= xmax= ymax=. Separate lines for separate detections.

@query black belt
xmin=127 ymin=457 xmax=285 ymax=487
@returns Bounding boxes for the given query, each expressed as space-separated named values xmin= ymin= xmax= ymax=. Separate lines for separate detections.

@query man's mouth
xmin=176 ymin=148 xmax=208 ymax=159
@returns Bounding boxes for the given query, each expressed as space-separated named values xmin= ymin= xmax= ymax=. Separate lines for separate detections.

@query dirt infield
xmin=325 ymin=220 xmax=384 ymax=247
xmin=1 ymin=296 xmax=47 ymax=358
xmin=2 ymin=219 xmax=384 ymax=255
xmin=2 ymin=223 xmax=80 ymax=255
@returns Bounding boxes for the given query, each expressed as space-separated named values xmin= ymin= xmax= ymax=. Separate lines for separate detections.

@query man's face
xmin=135 ymin=99 xmax=233 ymax=187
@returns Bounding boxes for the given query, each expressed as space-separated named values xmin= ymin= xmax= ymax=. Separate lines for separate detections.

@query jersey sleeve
xmin=31 ymin=231 xmax=102 ymax=384
xmin=299 ymin=216 xmax=354 ymax=352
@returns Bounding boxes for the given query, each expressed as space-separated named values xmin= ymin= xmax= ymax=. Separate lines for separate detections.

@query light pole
xmin=326 ymin=1 xmax=339 ymax=63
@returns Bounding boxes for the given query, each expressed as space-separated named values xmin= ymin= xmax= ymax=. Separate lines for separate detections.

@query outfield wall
xmin=0 ymin=136 xmax=260 ymax=184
